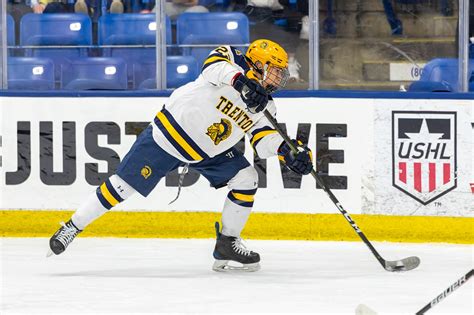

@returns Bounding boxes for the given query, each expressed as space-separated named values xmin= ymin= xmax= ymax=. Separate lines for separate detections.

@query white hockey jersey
xmin=151 ymin=45 xmax=284 ymax=163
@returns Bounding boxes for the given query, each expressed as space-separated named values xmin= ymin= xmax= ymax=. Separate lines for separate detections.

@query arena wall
xmin=0 ymin=95 xmax=472 ymax=243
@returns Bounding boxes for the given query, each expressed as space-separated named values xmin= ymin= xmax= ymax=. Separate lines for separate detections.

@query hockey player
xmin=48 ymin=39 xmax=313 ymax=272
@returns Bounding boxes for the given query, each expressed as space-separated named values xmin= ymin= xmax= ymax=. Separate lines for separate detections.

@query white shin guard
xmin=221 ymin=166 xmax=258 ymax=237
xmin=221 ymin=200 xmax=252 ymax=237
xmin=71 ymin=174 xmax=136 ymax=230
xmin=71 ymin=192 xmax=108 ymax=230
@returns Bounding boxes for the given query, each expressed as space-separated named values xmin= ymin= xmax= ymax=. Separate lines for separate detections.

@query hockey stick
xmin=415 ymin=269 xmax=473 ymax=314
xmin=263 ymin=110 xmax=420 ymax=272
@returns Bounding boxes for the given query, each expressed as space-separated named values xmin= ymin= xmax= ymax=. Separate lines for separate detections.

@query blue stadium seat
xmin=176 ymin=12 xmax=249 ymax=67
xmin=99 ymin=13 xmax=171 ymax=45
xmin=133 ymin=56 xmax=199 ymax=89
xmin=198 ymin=0 xmax=217 ymax=6
xmin=408 ymin=58 xmax=474 ymax=92
xmin=98 ymin=14 xmax=172 ymax=82
xmin=60 ymin=57 xmax=127 ymax=90
xmin=167 ymin=55 xmax=199 ymax=87
xmin=7 ymin=14 xmax=15 ymax=46
xmin=7 ymin=57 xmax=55 ymax=90
xmin=214 ymin=0 xmax=231 ymax=7
xmin=20 ymin=13 xmax=92 ymax=80
xmin=129 ymin=0 xmax=156 ymax=13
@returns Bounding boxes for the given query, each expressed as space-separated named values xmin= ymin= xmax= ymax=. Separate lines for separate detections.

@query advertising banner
xmin=370 ymin=99 xmax=473 ymax=216
xmin=0 ymin=97 xmax=372 ymax=214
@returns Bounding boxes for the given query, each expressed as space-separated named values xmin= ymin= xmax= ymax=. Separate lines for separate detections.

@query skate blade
xmin=46 ymin=249 xmax=54 ymax=258
xmin=355 ymin=304 xmax=378 ymax=315
xmin=212 ymin=260 xmax=260 ymax=272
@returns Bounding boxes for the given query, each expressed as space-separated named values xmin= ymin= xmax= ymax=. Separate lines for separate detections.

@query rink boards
xmin=0 ymin=95 xmax=472 ymax=243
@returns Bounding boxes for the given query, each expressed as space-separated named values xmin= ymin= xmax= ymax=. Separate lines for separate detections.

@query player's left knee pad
xmin=96 ymin=174 xmax=136 ymax=210
xmin=227 ymin=166 xmax=258 ymax=208
xmin=228 ymin=166 xmax=258 ymax=191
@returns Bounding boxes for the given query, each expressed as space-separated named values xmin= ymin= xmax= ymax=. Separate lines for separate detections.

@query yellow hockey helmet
xmin=245 ymin=39 xmax=290 ymax=93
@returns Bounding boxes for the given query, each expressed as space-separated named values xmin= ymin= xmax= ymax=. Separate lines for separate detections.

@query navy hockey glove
xmin=278 ymin=140 xmax=313 ymax=175
xmin=232 ymin=73 xmax=268 ymax=114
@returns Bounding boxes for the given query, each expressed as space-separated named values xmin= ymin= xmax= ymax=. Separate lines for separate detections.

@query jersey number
xmin=215 ymin=47 xmax=231 ymax=60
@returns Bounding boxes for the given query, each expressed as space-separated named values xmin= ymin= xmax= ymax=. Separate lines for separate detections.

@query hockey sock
xmin=221 ymin=188 xmax=257 ymax=237
xmin=71 ymin=174 xmax=135 ymax=230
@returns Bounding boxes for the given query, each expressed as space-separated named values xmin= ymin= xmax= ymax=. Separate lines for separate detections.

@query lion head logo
xmin=206 ymin=119 xmax=232 ymax=145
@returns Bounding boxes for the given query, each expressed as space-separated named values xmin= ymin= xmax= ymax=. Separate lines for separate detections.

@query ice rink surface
xmin=0 ymin=238 xmax=472 ymax=315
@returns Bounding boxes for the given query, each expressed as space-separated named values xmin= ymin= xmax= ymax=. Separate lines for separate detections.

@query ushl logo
xmin=392 ymin=111 xmax=457 ymax=205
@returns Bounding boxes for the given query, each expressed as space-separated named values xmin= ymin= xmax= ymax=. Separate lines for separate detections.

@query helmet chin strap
xmin=262 ymin=63 xmax=276 ymax=93
xmin=262 ymin=63 xmax=269 ymax=80
xmin=244 ymin=55 xmax=264 ymax=77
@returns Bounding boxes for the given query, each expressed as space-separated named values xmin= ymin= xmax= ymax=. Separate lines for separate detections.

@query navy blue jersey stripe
xmin=250 ymin=126 xmax=276 ymax=148
xmin=250 ymin=126 xmax=274 ymax=137
xmin=96 ymin=187 xmax=113 ymax=210
xmin=105 ymin=179 xmax=123 ymax=203
xmin=227 ymin=192 xmax=254 ymax=208
xmin=253 ymin=138 xmax=264 ymax=148
xmin=161 ymin=109 xmax=209 ymax=159
xmin=154 ymin=116 xmax=195 ymax=161
xmin=232 ymin=188 xmax=257 ymax=195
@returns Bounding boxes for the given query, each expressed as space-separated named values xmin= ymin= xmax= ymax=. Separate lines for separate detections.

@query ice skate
xmin=47 ymin=220 xmax=82 ymax=257
xmin=212 ymin=222 xmax=260 ymax=272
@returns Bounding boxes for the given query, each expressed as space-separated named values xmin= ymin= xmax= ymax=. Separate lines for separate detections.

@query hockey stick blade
xmin=384 ymin=256 xmax=420 ymax=272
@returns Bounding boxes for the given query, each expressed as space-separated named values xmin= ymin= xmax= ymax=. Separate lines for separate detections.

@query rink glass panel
xmin=1 ymin=0 xmax=471 ymax=92
xmin=317 ymin=0 xmax=462 ymax=91
xmin=4 ymin=1 xmax=161 ymax=91
xmin=0 ymin=0 xmax=6 ymax=89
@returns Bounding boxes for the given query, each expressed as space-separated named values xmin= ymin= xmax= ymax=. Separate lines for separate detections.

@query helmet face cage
xmin=263 ymin=63 xmax=290 ymax=93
